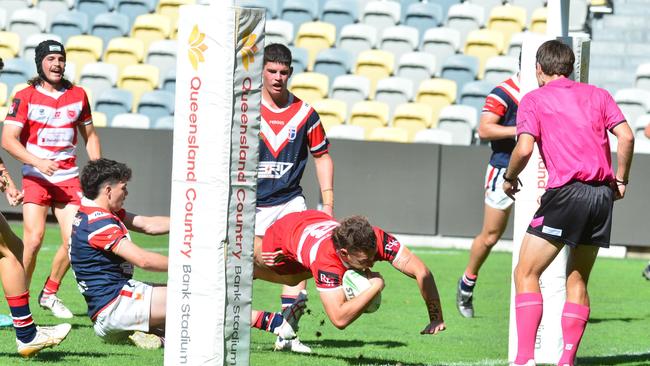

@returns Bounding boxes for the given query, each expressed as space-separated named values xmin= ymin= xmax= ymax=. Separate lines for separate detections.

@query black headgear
xmin=34 ymin=40 xmax=66 ymax=81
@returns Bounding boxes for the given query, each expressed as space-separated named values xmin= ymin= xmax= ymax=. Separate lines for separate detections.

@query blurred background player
xmin=1 ymin=40 xmax=102 ymax=319
xmin=457 ymin=56 xmax=521 ymax=318
xmin=254 ymin=210 xmax=446 ymax=335
xmin=256 ymin=43 xmax=334 ymax=353
xmin=0 ymin=56 xmax=72 ymax=358
xmin=503 ymin=40 xmax=634 ymax=366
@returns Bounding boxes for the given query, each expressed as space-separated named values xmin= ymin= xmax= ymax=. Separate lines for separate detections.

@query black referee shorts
xmin=527 ymin=181 xmax=614 ymax=248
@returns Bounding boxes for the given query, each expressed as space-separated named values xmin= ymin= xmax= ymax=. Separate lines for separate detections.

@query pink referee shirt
xmin=516 ymin=77 xmax=626 ymax=189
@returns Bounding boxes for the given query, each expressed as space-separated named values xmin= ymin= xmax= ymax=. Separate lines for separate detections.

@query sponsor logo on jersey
xmin=258 ymin=161 xmax=293 ymax=179
xmin=317 ymin=270 xmax=340 ymax=287
xmin=7 ymin=99 xmax=20 ymax=117
xmin=288 ymin=127 xmax=296 ymax=141
xmin=384 ymin=234 xmax=399 ymax=257
xmin=54 ymin=111 xmax=61 ymax=119
xmin=268 ymin=120 xmax=284 ymax=126
xmin=188 ymin=25 xmax=208 ymax=71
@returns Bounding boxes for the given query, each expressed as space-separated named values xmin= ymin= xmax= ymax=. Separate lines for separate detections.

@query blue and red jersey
xmin=257 ymin=93 xmax=329 ymax=207
xmin=482 ymin=76 xmax=520 ymax=168
xmin=69 ymin=198 xmax=132 ymax=319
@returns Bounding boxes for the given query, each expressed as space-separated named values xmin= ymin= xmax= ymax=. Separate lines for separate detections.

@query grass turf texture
xmin=0 ymin=224 xmax=648 ymax=365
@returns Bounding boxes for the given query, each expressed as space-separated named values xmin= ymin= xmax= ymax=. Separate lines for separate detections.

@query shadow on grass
xmin=309 ymin=338 xmax=406 ymax=348
xmin=308 ymin=351 xmax=440 ymax=366
xmin=579 ymin=352 xmax=650 ymax=365
xmin=588 ymin=317 xmax=644 ymax=324
xmin=0 ymin=350 xmax=123 ymax=361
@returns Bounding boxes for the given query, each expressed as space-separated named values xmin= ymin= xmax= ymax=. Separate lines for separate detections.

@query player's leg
xmin=512 ymin=233 xmax=563 ymax=366
xmin=37 ymin=203 xmax=78 ymax=319
xmin=558 ymin=244 xmax=599 ymax=366
xmin=21 ymin=203 xmax=49 ymax=286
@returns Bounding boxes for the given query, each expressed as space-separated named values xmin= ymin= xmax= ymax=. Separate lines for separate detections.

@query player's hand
xmin=0 ymin=173 xmax=7 ymax=193
xmin=367 ymin=271 xmax=384 ymax=291
xmin=5 ymin=186 xmax=23 ymax=206
xmin=503 ymin=180 xmax=520 ymax=200
xmin=321 ymin=203 xmax=333 ymax=217
xmin=420 ymin=320 xmax=446 ymax=335
xmin=610 ymin=180 xmax=626 ymax=201
xmin=35 ymin=159 xmax=59 ymax=176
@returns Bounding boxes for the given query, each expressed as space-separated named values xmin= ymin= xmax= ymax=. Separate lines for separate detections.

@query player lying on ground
xmin=254 ymin=210 xmax=446 ymax=333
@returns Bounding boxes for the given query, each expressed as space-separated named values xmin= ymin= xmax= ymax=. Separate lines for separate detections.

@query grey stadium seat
xmin=50 ymin=10 xmax=89 ymax=44
xmin=95 ymin=87 xmax=134 ymax=124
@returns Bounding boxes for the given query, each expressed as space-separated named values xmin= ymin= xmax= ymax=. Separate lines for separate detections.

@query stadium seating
xmin=361 ymin=1 xmax=401 ymax=36
xmin=137 ymin=89 xmax=174 ymax=123
xmin=331 ymin=74 xmax=370 ymax=117
xmin=354 ymin=49 xmax=395 ymax=98
xmin=289 ymin=71 xmax=329 ymax=104
xmin=95 ymin=87 xmax=133 ymax=123
xmin=295 ymin=21 xmax=336 ymax=70
xmin=236 ymin=0 xmax=279 ymax=19
xmin=265 ymin=19 xmax=294 ymax=45
xmin=635 ymin=114 xmax=650 ymax=134
xmin=0 ymin=8 xmax=6 ymax=32
xmin=446 ymin=2 xmax=485 ymax=46
xmin=9 ymin=82 xmax=28 ymax=101
xmin=91 ymin=111 xmax=108 ymax=127
xmin=460 ymin=80 xmax=493 ymax=120
xmin=464 ymin=29 xmax=505 ymax=79
xmin=104 ymin=37 xmax=145 ymax=74
xmin=65 ymin=35 xmax=103 ymax=81
xmin=529 ymin=6 xmax=547 ymax=33
xmin=116 ymin=0 xmax=156 ymax=28
xmin=0 ymin=57 xmax=33 ymax=92
xmin=321 ymin=0 xmax=358 ymax=39
xmin=413 ymin=128 xmax=454 ymax=145
xmin=161 ymin=68 xmax=175 ymax=92
xmin=9 ymin=8 xmax=48 ymax=44
xmin=157 ymin=0 xmax=194 ymax=26
xmin=635 ymin=63 xmax=650 ymax=92
xmin=415 ymin=78 xmax=457 ymax=127
xmin=349 ymin=100 xmax=389 ymax=138
xmin=326 ymin=124 xmax=365 ymax=140
xmin=110 ymin=112 xmax=151 ymax=129
xmin=438 ymin=104 xmax=478 ymax=145
xmin=379 ymin=25 xmax=419 ymax=63
xmin=281 ymin=0 xmax=318 ymax=37
xmin=403 ymin=2 xmax=443 ymax=39
xmin=312 ymin=98 xmax=347 ymax=131
xmin=146 ymin=40 xmax=177 ymax=86
xmin=313 ymin=47 xmax=353 ymax=87
xmin=131 ymin=14 xmax=172 ymax=51
xmin=77 ymin=0 xmax=115 ymax=24
xmin=614 ymin=88 xmax=650 ymax=126
xmin=0 ymin=0 xmax=32 ymax=23
xmin=91 ymin=12 xmax=131 ymax=48
xmin=511 ymin=0 xmax=545 ymax=22
xmin=117 ymin=63 xmax=159 ymax=110
xmin=79 ymin=62 xmax=118 ymax=108
xmin=507 ymin=31 xmax=525 ymax=58
xmin=153 ymin=115 xmax=174 ymax=129
xmin=288 ymin=46 xmax=308 ymax=73
xmin=392 ymin=102 xmax=434 ymax=141
xmin=569 ymin=0 xmax=588 ymax=32
xmin=50 ymin=10 xmax=89 ymax=45
xmin=38 ymin=0 xmax=73 ymax=29
xmin=441 ymin=54 xmax=479 ymax=100
xmin=338 ymin=23 xmax=377 ymax=61
xmin=368 ymin=126 xmax=409 ymax=143
xmin=483 ymin=55 xmax=518 ymax=84
xmin=0 ymin=82 xmax=7 ymax=106
xmin=487 ymin=5 xmax=526 ymax=46
xmin=0 ymin=31 xmax=21 ymax=60
xmin=396 ymin=52 xmax=435 ymax=95
xmin=22 ymin=33 xmax=62 ymax=60
xmin=421 ymin=27 xmax=461 ymax=75
xmin=374 ymin=76 xmax=413 ymax=118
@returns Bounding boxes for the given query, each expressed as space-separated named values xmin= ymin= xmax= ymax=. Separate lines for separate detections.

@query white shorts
xmin=93 ymin=279 xmax=153 ymax=343
xmin=255 ymin=196 xmax=307 ymax=236
xmin=484 ymin=164 xmax=514 ymax=210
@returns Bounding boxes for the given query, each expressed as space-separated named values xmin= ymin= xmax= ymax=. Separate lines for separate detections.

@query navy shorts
xmin=527 ymin=181 xmax=614 ymax=248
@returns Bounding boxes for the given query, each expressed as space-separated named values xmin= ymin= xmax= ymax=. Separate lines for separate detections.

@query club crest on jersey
xmin=288 ymin=127 xmax=297 ymax=141
xmin=258 ymin=161 xmax=293 ymax=179
xmin=54 ymin=111 xmax=61 ymax=119
xmin=317 ymin=270 xmax=340 ymax=287
xmin=67 ymin=109 xmax=77 ymax=119
xmin=7 ymin=99 xmax=20 ymax=117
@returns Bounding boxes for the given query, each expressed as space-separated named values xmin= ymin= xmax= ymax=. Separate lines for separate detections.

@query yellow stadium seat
xmin=464 ymin=29 xmax=505 ymax=79
xmin=355 ymin=49 xmax=395 ymax=98
xmin=131 ymin=14 xmax=172 ymax=51
xmin=157 ymin=0 xmax=195 ymax=25
xmin=295 ymin=21 xmax=336 ymax=71
xmin=104 ymin=37 xmax=145 ymax=75
xmin=349 ymin=100 xmax=389 ymax=138
xmin=415 ymin=78 xmax=457 ymax=128
xmin=312 ymin=98 xmax=347 ymax=132
xmin=0 ymin=106 xmax=7 ymax=120
xmin=92 ymin=111 xmax=108 ymax=128
xmin=288 ymin=72 xmax=329 ymax=105
xmin=530 ymin=7 xmax=547 ymax=34
xmin=368 ymin=126 xmax=409 ymax=143
xmin=0 ymin=83 xmax=7 ymax=106
xmin=487 ymin=5 xmax=526 ymax=46
xmin=118 ymin=63 xmax=160 ymax=111
xmin=0 ymin=31 xmax=20 ymax=60
xmin=392 ymin=102 xmax=435 ymax=141
xmin=65 ymin=35 xmax=104 ymax=82
xmin=10 ymin=83 xmax=28 ymax=101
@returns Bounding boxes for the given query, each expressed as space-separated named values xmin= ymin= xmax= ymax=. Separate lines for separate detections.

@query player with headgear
xmin=2 ymin=40 xmax=102 ymax=319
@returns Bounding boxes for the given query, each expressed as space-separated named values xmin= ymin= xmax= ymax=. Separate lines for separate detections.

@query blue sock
xmin=7 ymin=292 xmax=37 ymax=343
xmin=460 ymin=273 xmax=477 ymax=292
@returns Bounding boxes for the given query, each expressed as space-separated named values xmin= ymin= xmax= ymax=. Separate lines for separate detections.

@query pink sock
xmin=558 ymin=302 xmax=590 ymax=366
xmin=514 ymin=292 xmax=543 ymax=365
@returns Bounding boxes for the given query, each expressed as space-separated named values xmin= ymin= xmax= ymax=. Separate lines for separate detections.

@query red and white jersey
xmin=4 ymin=85 xmax=92 ymax=183
xmin=262 ymin=210 xmax=403 ymax=291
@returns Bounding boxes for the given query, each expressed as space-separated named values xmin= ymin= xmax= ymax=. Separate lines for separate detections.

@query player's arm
xmin=313 ymin=152 xmax=334 ymax=215
xmin=645 ymin=123 xmax=650 ymax=139
xmin=113 ymin=238 xmax=168 ymax=272
xmin=610 ymin=121 xmax=634 ymax=200
xmin=477 ymin=112 xmax=516 ymax=141
xmin=78 ymin=122 xmax=102 ymax=160
xmin=318 ymin=275 xmax=384 ymax=330
xmin=502 ymin=133 xmax=535 ymax=199
xmin=0 ymin=159 xmax=23 ymax=205
xmin=122 ymin=212 xmax=170 ymax=235
xmin=391 ymin=246 xmax=446 ymax=335
xmin=1 ymin=124 xmax=59 ymax=175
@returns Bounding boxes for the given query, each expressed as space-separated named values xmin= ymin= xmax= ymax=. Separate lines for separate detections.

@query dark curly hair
xmin=81 ymin=158 xmax=132 ymax=199
xmin=332 ymin=216 xmax=376 ymax=254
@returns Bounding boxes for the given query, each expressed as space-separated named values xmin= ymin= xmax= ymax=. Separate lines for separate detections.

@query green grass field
xmin=0 ymin=224 xmax=648 ymax=365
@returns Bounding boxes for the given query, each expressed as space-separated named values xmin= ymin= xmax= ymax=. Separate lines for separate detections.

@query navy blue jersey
xmin=482 ymin=76 xmax=520 ymax=168
xmin=70 ymin=198 xmax=133 ymax=319
xmin=257 ymin=93 xmax=329 ymax=207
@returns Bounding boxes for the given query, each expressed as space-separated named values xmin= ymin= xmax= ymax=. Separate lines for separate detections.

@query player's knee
xmin=484 ymin=233 xmax=501 ymax=247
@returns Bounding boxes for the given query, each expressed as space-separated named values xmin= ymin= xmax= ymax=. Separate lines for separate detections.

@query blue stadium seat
xmin=76 ymin=0 xmax=115 ymax=24
xmin=441 ymin=54 xmax=479 ymax=100
xmin=9 ymin=8 xmax=47 ymax=44
xmin=281 ymin=0 xmax=318 ymax=37
xmin=38 ymin=0 xmax=74 ymax=30
xmin=50 ymin=10 xmax=88 ymax=44
xmin=288 ymin=46 xmax=309 ymax=73
xmin=483 ymin=55 xmax=518 ymax=85
xmin=313 ymin=47 xmax=353 ymax=87
xmin=137 ymin=90 xmax=175 ymax=123
xmin=95 ymin=87 xmax=133 ymax=124
xmin=162 ymin=68 xmax=175 ymax=93
xmin=421 ymin=27 xmax=461 ymax=76
xmin=91 ymin=12 xmax=130 ymax=48
xmin=79 ymin=62 xmax=118 ymax=108
xmin=460 ymin=80 xmax=493 ymax=121
xmin=236 ymin=0 xmax=279 ymax=19
xmin=153 ymin=115 xmax=174 ymax=129
xmin=116 ymin=0 xmax=156 ymax=29
xmin=337 ymin=23 xmax=376 ymax=61
xmin=0 ymin=57 xmax=33 ymax=93
xmin=404 ymin=2 xmax=443 ymax=39
xmin=321 ymin=0 xmax=358 ymax=38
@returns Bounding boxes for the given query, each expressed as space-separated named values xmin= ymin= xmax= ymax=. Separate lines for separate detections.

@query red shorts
xmin=261 ymin=224 xmax=308 ymax=276
xmin=23 ymin=176 xmax=82 ymax=206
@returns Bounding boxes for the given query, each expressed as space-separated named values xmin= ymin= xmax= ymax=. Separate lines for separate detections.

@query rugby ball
xmin=342 ymin=269 xmax=381 ymax=313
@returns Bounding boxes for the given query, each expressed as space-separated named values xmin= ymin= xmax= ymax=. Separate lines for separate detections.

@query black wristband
xmin=615 ymin=178 xmax=628 ymax=185
xmin=503 ymin=172 xmax=518 ymax=183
